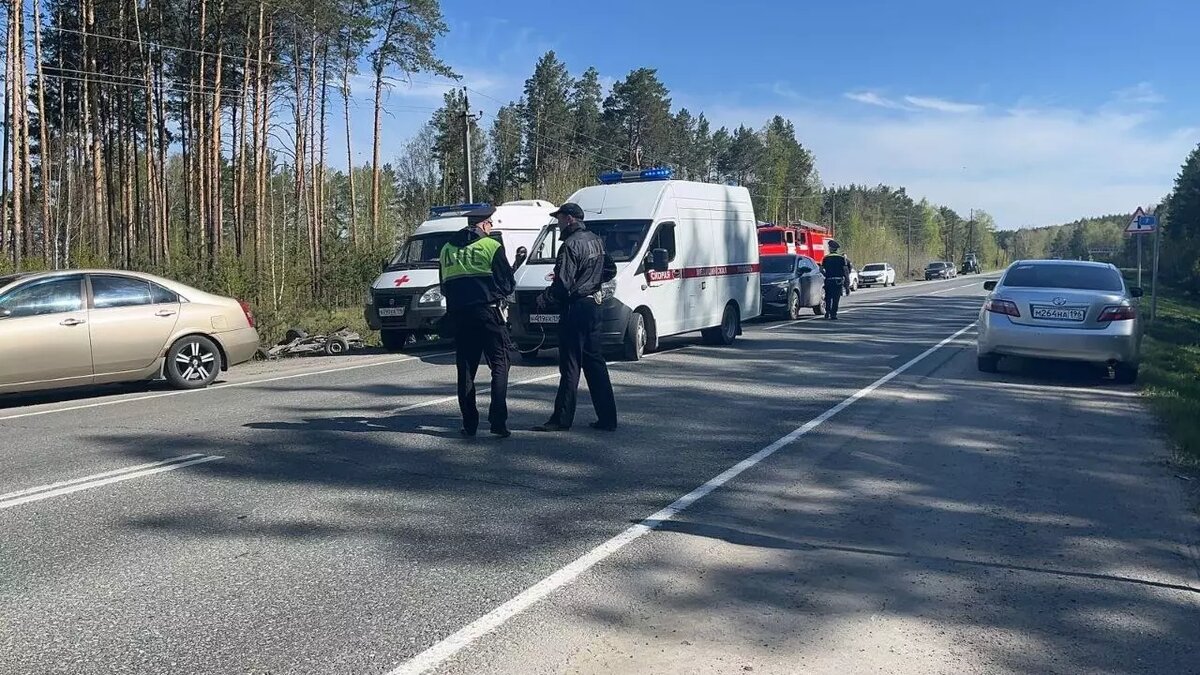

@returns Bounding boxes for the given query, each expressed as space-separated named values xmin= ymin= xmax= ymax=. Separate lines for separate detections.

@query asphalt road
xmin=1 ymin=275 xmax=1197 ymax=675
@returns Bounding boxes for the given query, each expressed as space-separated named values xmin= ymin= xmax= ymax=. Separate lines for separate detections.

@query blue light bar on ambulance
xmin=429 ymin=202 xmax=491 ymax=217
xmin=597 ymin=167 xmax=674 ymax=184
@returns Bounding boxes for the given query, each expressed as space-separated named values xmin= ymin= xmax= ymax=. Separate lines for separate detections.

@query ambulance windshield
xmin=387 ymin=232 xmax=457 ymax=270
xmin=530 ymin=220 xmax=652 ymax=264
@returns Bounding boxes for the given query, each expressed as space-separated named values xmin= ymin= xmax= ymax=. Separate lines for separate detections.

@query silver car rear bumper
xmin=977 ymin=312 xmax=1140 ymax=364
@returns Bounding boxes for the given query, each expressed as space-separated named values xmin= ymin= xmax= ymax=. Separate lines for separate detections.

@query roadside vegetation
xmin=1140 ymin=286 xmax=1200 ymax=465
xmin=1 ymin=0 xmax=994 ymax=337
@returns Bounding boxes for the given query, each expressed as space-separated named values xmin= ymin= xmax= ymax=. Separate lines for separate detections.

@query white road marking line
xmin=0 ymin=453 xmax=208 ymax=501
xmin=0 ymin=351 xmax=456 ymax=422
xmin=386 ymin=321 xmax=978 ymax=675
xmin=0 ymin=454 xmax=224 ymax=509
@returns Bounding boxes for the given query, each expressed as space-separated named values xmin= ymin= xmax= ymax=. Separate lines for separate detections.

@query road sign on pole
xmin=1125 ymin=207 xmax=1157 ymax=235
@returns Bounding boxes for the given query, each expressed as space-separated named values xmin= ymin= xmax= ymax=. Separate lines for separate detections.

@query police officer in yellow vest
xmin=439 ymin=206 xmax=517 ymax=438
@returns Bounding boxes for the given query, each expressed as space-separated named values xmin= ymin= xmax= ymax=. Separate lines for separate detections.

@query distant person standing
xmin=821 ymin=241 xmax=850 ymax=319
xmin=532 ymin=203 xmax=618 ymax=432
xmin=438 ymin=206 xmax=516 ymax=438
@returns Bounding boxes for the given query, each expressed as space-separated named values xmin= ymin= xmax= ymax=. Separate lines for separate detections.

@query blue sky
xmin=347 ymin=0 xmax=1200 ymax=228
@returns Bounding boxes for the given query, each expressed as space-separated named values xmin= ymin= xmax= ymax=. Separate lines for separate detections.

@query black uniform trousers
xmin=824 ymin=278 xmax=844 ymax=318
xmin=451 ymin=304 xmax=511 ymax=433
xmin=549 ymin=300 xmax=617 ymax=428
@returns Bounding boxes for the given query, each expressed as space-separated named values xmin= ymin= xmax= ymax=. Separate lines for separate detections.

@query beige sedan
xmin=0 ymin=270 xmax=260 ymax=395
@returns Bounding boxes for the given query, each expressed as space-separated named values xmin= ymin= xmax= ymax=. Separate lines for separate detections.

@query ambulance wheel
xmin=813 ymin=302 xmax=825 ymax=316
xmin=702 ymin=303 xmax=739 ymax=346
xmin=622 ymin=311 xmax=649 ymax=361
xmin=381 ymin=329 xmax=410 ymax=352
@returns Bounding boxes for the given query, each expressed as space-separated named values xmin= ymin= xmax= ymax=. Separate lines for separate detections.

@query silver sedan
xmin=976 ymin=260 xmax=1143 ymax=383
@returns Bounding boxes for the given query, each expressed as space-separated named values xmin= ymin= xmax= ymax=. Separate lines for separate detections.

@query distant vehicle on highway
xmin=924 ymin=261 xmax=957 ymax=280
xmin=961 ymin=252 xmax=982 ymax=274
xmin=846 ymin=264 xmax=860 ymax=292
xmin=859 ymin=262 xmax=896 ymax=287
xmin=760 ymin=254 xmax=825 ymax=319
xmin=976 ymin=260 xmax=1142 ymax=383
xmin=757 ymin=221 xmax=830 ymax=263
xmin=0 ymin=270 xmax=259 ymax=395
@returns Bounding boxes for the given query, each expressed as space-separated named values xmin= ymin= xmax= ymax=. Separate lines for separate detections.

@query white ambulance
xmin=366 ymin=200 xmax=556 ymax=351
xmin=510 ymin=169 xmax=760 ymax=360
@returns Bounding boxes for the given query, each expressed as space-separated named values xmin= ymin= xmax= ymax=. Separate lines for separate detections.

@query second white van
xmin=511 ymin=169 xmax=760 ymax=360
xmin=366 ymin=200 xmax=555 ymax=350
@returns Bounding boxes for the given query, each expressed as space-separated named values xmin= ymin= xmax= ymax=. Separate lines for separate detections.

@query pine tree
xmin=520 ymin=51 xmax=573 ymax=195
xmin=602 ymin=68 xmax=671 ymax=169
xmin=1167 ymin=144 xmax=1200 ymax=242
xmin=570 ymin=66 xmax=604 ymax=173
xmin=487 ymin=104 xmax=523 ymax=202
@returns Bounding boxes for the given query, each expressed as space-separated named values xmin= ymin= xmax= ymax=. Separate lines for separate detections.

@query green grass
xmin=1139 ymin=286 xmax=1200 ymax=465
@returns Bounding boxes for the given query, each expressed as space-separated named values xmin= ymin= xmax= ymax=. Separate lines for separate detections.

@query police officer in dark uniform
xmin=532 ymin=203 xmax=618 ymax=433
xmin=439 ymin=206 xmax=516 ymax=438
xmin=821 ymin=240 xmax=851 ymax=320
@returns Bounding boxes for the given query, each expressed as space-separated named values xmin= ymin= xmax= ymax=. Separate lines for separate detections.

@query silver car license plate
xmin=1031 ymin=305 xmax=1085 ymax=321
xmin=530 ymin=314 xmax=560 ymax=324
xmin=378 ymin=307 xmax=406 ymax=317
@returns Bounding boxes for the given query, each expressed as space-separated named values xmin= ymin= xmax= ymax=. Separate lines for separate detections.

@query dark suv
xmin=925 ymin=261 xmax=957 ymax=280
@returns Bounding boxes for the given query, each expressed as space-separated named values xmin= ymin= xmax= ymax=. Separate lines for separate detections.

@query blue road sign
xmin=1138 ymin=215 xmax=1158 ymax=227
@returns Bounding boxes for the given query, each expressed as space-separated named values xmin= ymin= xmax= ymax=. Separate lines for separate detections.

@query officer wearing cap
xmin=532 ymin=203 xmax=618 ymax=432
xmin=439 ymin=205 xmax=516 ymax=438
xmin=821 ymin=240 xmax=851 ymax=320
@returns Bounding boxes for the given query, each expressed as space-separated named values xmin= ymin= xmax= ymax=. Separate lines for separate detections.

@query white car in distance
xmin=858 ymin=262 xmax=896 ymax=287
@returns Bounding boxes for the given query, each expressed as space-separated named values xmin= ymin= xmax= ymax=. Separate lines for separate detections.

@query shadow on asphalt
xmin=0 ymin=344 xmax=452 ymax=411
xmin=50 ymin=293 xmax=1200 ymax=673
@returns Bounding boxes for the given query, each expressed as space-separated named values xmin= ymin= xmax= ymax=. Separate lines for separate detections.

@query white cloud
xmin=1114 ymin=81 xmax=1164 ymax=105
xmin=698 ymin=95 xmax=1197 ymax=228
xmin=845 ymin=91 xmax=907 ymax=109
xmin=903 ymin=95 xmax=982 ymax=114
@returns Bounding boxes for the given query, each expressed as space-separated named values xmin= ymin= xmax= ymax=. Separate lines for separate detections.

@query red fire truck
xmin=757 ymin=221 xmax=831 ymax=263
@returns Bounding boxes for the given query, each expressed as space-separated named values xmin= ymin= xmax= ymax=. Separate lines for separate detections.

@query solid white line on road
xmin=0 ymin=453 xmax=208 ymax=501
xmin=386 ymin=321 xmax=978 ymax=675
xmin=0 ymin=351 xmax=456 ymax=422
xmin=0 ymin=453 xmax=224 ymax=510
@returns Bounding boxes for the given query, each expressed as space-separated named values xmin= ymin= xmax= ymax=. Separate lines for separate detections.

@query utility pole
xmin=1150 ymin=210 xmax=1162 ymax=322
xmin=906 ymin=217 xmax=912 ymax=280
xmin=461 ymin=87 xmax=482 ymax=204
xmin=829 ymin=189 xmax=836 ymax=239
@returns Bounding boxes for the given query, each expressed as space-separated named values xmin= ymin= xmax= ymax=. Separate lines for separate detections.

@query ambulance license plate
xmin=530 ymin=314 xmax=560 ymax=324
xmin=378 ymin=307 xmax=406 ymax=317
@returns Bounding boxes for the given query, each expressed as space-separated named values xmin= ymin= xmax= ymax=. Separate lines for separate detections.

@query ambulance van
xmin=366 ymin=200 xmax=555 ymax=350
xmin=510 ymin=168 xmax=760 ymax=360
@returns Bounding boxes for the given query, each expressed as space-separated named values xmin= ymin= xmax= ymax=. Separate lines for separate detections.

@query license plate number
xmin=378 ymin=307 xmax=406 ymax=317
xmin=1031 ymin=305 xmax=1085 ymax=321
xmin=529 ymin=314 xmax=560 ymax=324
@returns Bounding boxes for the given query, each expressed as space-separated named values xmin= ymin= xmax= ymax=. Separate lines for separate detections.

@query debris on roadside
xmin=254 ymin=326 xmax=366 ymax=361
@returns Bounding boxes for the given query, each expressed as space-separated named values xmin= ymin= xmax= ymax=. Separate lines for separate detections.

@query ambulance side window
xmin=648 ymin=222 xmax=677 ymax=262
